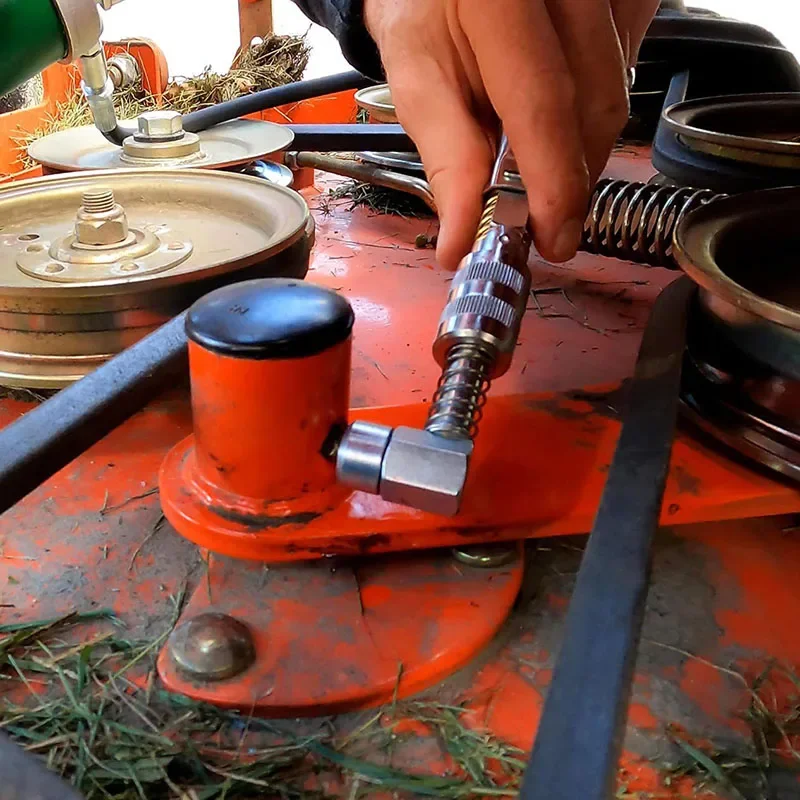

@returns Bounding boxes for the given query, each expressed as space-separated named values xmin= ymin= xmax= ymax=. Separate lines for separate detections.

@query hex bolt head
xmin=168 ymin=613 xmax=256 ymax=682
xmin=137 ymin=110 xmax=184 ymax=141
xmin=74 ymin=189 xmax=129 ymax=247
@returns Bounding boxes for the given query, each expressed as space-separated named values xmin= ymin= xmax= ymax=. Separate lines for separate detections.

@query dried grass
xmin=14 ymin=34 xmax=309 ymax=171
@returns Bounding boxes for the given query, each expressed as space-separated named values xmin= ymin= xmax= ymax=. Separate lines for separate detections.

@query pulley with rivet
xmin=0 ymin=168 xmax=313 ymax=388
xmin=28 ymin=111 xmax=294 ymax=174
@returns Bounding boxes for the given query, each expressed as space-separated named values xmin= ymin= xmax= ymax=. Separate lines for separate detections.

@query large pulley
xmin=0 ymin=168 xmax=312 ymax=387
xmin=27 ymin=112 xmax=295 ymax=175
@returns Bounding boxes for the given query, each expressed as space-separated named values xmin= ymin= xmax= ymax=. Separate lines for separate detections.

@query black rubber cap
xmin=186 ymin=279 xmax=354 ymax=360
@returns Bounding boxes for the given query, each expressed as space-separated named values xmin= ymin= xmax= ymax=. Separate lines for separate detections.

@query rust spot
xmin=564 ymin=384 xmax=627 ymax=419
xmin=209 ymin=506 xmax=322 ymax=532
xmin=525 ymin=396 xmax=589 ymax=421
xmin=283 ymin=532 xmax=393 ymax=556
xmin=525 ymin=386 xmax=624 ymax=422
xmin=356 ymin=533 xmax=392 ymax=552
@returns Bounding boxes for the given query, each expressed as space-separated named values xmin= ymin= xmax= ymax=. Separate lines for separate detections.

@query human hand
xmin=364 ymin=0 xmax=660 ymax=268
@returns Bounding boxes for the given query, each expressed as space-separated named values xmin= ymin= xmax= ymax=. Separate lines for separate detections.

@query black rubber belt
xmin=0 ymin=731 xmax=82 ymax=800
xmin=519 ymin=276 xmax=694 ymax=800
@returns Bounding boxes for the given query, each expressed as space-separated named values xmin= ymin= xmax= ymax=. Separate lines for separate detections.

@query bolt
xmin=168 ymin=613 xmax=255 ymax=681
xmin=74 ymin=188 xmax=129 ymax=247
xmin=82 ymin=188 xmax=115 ymax=215
xmin=137 ymin=110 xmax=184 ymax=141
xmin=107 ymin=53 xmax=140 ymax=90
xmin=453 ymin=543 xmax=518 ymax=568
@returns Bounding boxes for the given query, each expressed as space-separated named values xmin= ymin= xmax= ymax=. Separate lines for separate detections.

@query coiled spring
xmin=582 ymin=179 xmax=722 ymax=268
xmin=426 ymin=343 xmax=494 ymax=439
xmin=474 ymin=192 xmax=500 ymax=246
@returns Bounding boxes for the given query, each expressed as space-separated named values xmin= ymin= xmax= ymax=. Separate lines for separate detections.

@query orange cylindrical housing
xmin=183 ymin=279 xmax=354 ymax=505
xmin=189 ymin=339 xmax=351 ymax=501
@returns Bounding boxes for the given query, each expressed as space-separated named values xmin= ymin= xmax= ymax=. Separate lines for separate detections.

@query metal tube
xmin=288 ymin=152 xmax=435 ymax=210
xmin=80 ymin=47 xmax=118 ymax=134
xmin=286 ymin=124 xmax=414 ymax=153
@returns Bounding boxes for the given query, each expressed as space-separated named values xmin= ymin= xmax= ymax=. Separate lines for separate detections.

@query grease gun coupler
xmin=426 ymin=134 xmax=532 ymax=439
xmin=336 ymin=134 xmax=533 ymax=516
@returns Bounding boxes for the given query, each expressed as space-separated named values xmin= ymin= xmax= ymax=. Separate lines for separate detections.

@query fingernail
xmin=552 ymin=218 xmax=584 ymax=263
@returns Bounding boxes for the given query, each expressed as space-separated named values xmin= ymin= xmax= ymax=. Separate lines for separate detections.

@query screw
xmin=168 ymin=613 xmax=255 ymax=681
xmin=82 ymin=188 xmax=115 ymax=215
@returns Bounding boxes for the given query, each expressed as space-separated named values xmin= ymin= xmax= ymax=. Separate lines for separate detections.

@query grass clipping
xmin=15 ymin=34 xmax=310 ymax=170
xmin=320 ymin=180 xmax=434 ymax=219
xmin=0 ymin=608 xmax=525 ymax=799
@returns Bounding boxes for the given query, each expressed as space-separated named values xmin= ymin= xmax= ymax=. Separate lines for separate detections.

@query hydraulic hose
xmin=100 ymin=70 xmax=374 ymax=147
xmin=102 ymin=122 xmax=135 ymax=146
xmin=182 ymin=70 xmax=373 ymax=132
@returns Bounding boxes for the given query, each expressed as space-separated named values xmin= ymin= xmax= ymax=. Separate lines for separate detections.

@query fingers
xmin=545 ymin=0 xmax=629 ymax=185
xmin=385 ymin=53 xmax=494 ymax=269
xmin=611 ymin=0 xmax=661 ymax=66
xmin=459 ymin=0 xmax=590 ymax=262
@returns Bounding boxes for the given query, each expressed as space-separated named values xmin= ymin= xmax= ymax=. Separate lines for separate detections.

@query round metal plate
xmin=16 ymin=229 xmax=193 ymax=283
xmin=354 ymin=84 xmax=397 ymax=123
xmin=0 ymin=168 xmax=311 ymax=387
xmin=674 ymin=188 xmax=800 ymax=381
xmin=235 ymin=160 xmax=295 ymax=186
xmin=681 ymin=352 xmax=800 ymax=483
xmin=663 ymin=93 xmax=800 ymax=169
xmin=674 ymin=188 xmax=800 ymax=330
xmin=28 ymin=118 xmax=295 ymax=173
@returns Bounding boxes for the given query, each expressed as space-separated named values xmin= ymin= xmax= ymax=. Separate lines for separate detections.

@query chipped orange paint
xmin=157 ymin=545 xmax=524 ymax=714
xmin=0 ymin=105 xmax=798 ymax=799
xmin=463 ymin=663 xmax=544 ymax=752
xmin=161 ymin=391 xmax=800 ymax=562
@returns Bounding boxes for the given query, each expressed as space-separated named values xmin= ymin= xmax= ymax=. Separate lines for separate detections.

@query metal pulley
xmin=0 ymin=168 xmax=313 ymax=387
xmin=28 ymin=111 xmax=295 ymax=174
xmin=353 ymin=84 xmax=423 ymax=173
xmin=663 ymin=92 xmax=800 ymax=170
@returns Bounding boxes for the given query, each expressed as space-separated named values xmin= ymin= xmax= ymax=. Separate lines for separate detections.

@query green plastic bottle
xmin=0 ymin=0 xmax=70 ymax=98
